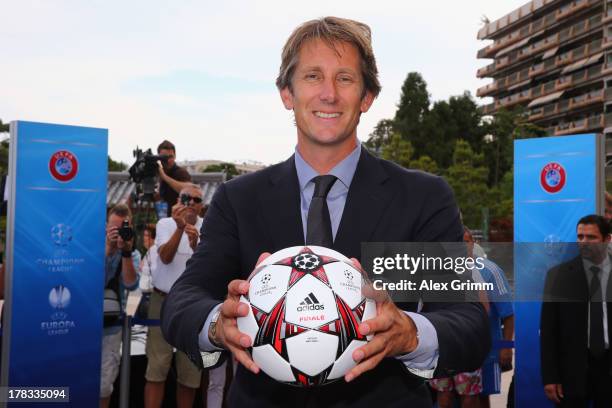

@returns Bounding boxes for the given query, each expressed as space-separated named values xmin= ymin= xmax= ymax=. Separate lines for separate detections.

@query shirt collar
xmin=294 ymin=144 xmax=361 ymax=192
xmin=583 ymin=254 xmax=611 ymax=275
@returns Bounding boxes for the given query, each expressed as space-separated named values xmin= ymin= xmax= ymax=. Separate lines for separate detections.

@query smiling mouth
xmin=314 ymin=111 xmax=341 ymax=119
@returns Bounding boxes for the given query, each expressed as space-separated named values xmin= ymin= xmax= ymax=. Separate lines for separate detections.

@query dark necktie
xmin=589 ymin=265 xmax=605 ymax=357
xmin=306 ymin=175 xmax=337 ymax=247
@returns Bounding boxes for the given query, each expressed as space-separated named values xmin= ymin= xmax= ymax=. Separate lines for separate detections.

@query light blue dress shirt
xmin=199 ymin=145 xmax=439 ymax=377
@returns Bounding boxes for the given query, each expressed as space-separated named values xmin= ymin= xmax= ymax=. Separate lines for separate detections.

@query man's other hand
xmin=106 ymin=225 xmax=118 ymax=246
xmin=214 ymin=252 xmax=270 ymax=375
xmin=184 ymin=224 xmax=199 ymax=251
xmin=544 ymin=383 xmax=563 ymax=404
xmin=345 ymin=298 xmax=419 ymax=382
xmin=499 ymin=348 xmax=512 ymax=369
xmin=171 ymin=203 xmax=187 ymax=229
xmin=344 ymin=258 xmax=418 ymax=382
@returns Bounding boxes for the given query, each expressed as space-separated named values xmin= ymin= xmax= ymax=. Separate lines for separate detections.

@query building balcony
xmin=529 ymin=108 xmax=544 ymax=120
xmin=603 ymin=36 xmax=612 ymax=51
xmin=476 ymin=63 xmax=496 ymax=78
xmin=529 ymin=63 xmax=545 ymax=78
xmin=602 ymin=63 xmax=612 ymax=75
xmin=556 ymin=0 xmax=591 ymax=21
xmin=476 ymin=82 xmax=499 ymax=97
xmin=569 ymin=89 xmax=604 ymax=109
xmin=554 ymin=114 xmax=604 ymax=136
xmin=604 ymin=9 xmax=612 ymax=24
xmin=480 ymin=103 xmax=496 ymax=115
xmin=555 ymin=76 xmax=574 ymax=90
xmin=555 ymin=118 xmax=587 ymax=135
xmin=478 ymin=31 xmax=524 ymax=59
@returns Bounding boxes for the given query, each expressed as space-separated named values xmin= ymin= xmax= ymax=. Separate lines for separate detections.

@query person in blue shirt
xmin=466 ymin=228 xmax=514 ymax=408
xmin=101 ymin=203 xmax=141 ymax=407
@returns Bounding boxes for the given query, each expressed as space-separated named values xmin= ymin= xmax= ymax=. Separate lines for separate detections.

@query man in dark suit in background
xmin=161 ymin=16 xmax=489 ymax=407
xmin=541 ymin=214 xmax=612 ymax=407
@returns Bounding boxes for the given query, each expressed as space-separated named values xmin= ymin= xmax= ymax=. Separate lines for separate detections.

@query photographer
xmin=145 ymin=185 xmax=225 ymax=408
xmin=157 ymin=140 xmax=191 ymax=217
xmin=102 ymin=204 xmax=141 ymax=408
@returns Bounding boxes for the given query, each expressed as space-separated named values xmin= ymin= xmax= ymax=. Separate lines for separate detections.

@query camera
xmin=128 ymin=147 xmax=169 ymax=184
xmin=118 ymin=219 xmax=134 ymax=241
xmin=180 ymin=194 xmax=190 ymax=206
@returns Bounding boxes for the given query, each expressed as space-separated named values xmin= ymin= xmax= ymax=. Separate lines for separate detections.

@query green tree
xmin=108 ymin=156 xmax=127 ymax=171
xmin=381 ymin=133 xmax=413 ymax=168
xmin=0 ymin=119 xmax=9 ymax=133
xmin=409 ymin=155 xmax=439 ymax=175
xmin=365 ymin=119 xmax=395 ymax=155
xmin=0 ymin=119 xmax=10 ymax=175
xmin=487 ymin=170 xmax=513 ymax=220
xmin=418 ymin=92 xmax=485 ymax=169
xmin=0 ymin=139 xmax=8 ymax=175
xmin=394 ymin=72 xmax=430 ymax=144
xmin=445 ymin=140 xmax=489 ymax=228
xmin=482 ymin=107 xmax=545 ymax=186
xmin=203 ymin=162 xmax=239 ymax=180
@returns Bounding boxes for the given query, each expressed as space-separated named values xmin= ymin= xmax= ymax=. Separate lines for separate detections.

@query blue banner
xmin=2 ymin=121 xmax=107 ymax=407
xmin=514 ymin=134 xmax=599 ymax=408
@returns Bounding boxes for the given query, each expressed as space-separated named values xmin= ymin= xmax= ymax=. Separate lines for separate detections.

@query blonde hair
xmin=276 ymin=16 xmax=381 ymax=98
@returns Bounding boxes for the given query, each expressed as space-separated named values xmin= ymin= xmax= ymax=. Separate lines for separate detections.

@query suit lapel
xmin=258 ymin=156 xmax=304 ymax=251
xmin=334 ymin=148 xmax=394 ymax=258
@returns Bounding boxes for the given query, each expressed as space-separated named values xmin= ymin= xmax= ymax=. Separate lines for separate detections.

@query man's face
xmin=143 ymin=230 xmax=153 ymax=249
xmin=108 ymin=214 xmax=128 ymax=230
xmin=158 ymin=148 xmax=176 ymax=170
xmin=577 ymin=223 xmax=610 ymax=262
xmin=280 ymin=39 xmax=374 ymax=149
xmin=178 ymin=187 xmax=204 ymax=224
xmin=107 ymin=213 xmax=129 ymax=244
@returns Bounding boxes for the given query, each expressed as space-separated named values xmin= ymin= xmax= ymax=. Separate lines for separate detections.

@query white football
xmin=237 ymin=246 xmax=376 ymax=387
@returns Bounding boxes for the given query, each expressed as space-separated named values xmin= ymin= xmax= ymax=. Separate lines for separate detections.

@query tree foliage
xmin=0 ymin=119 xmax=9 ymax=175
xmin=394 ymin=72 xmax=430 ymax=141
xmin=203 ymin=162 xmax=239 ymax=180
xmin=108 ymin=156 xmax=127 ymax=171
xmin=381 ymin=133 xmax=413 ymax=168
xmin=446 ymin=140 xmax=489 ymax=228
xmin=366 ymin=72 xmax=539 ymax=233
xmin=0 ymin=119 xmax=9 ymax=134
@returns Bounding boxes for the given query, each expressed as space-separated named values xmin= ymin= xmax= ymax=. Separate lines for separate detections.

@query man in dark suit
xmin=161 ymin=16 xmax=489 ymax=408
xmin=541 ymin=214 xmax=612 ymax=407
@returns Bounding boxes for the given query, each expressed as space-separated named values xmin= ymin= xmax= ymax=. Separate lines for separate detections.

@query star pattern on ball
xmin=274 ymin=247 xmax=338 ymax=288
xmin=260 ymin=273 xmax=272 ymax=285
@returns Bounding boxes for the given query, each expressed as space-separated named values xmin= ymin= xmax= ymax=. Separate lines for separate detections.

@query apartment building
xmin=476 ymin=0 xmax=612 ymax=151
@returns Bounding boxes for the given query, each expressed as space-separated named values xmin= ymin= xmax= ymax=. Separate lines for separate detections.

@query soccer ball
xmin=237 ymin=246 xmax=376 ymax=387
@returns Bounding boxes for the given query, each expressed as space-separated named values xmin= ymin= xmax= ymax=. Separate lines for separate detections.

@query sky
xmin=1 ymin=0 xmax=528 ymax=166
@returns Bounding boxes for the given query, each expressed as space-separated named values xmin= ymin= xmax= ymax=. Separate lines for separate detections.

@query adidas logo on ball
xmin=297 ymin=293 xmax=325 ymax=311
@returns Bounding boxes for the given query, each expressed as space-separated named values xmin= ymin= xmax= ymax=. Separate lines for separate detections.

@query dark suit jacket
xmin=161 ymin=147 xmax=490 ymax=407
xmin=540 ymin=255 xmax=612 ymax=397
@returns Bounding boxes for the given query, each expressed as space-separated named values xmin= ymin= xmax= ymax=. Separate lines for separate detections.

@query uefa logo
xmin=49 ymin=150 xmax=78 ymax=182
xmin=49 ymin=285 xmax=71 ymax=309
xmin=540 ymin=162 xmax=566 ymax=194
xmin=51 ymin=224 xmax=73 ymax=247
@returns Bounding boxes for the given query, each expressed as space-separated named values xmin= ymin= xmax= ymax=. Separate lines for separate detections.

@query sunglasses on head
xmin=180 ymin=194 xmax=203 ymax=204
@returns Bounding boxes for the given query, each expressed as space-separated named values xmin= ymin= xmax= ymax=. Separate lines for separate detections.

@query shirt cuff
xmin=198 ymin=303 xmax=224 ymax=352
xmin=395 ymin=312 xmax=439 ymax=378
